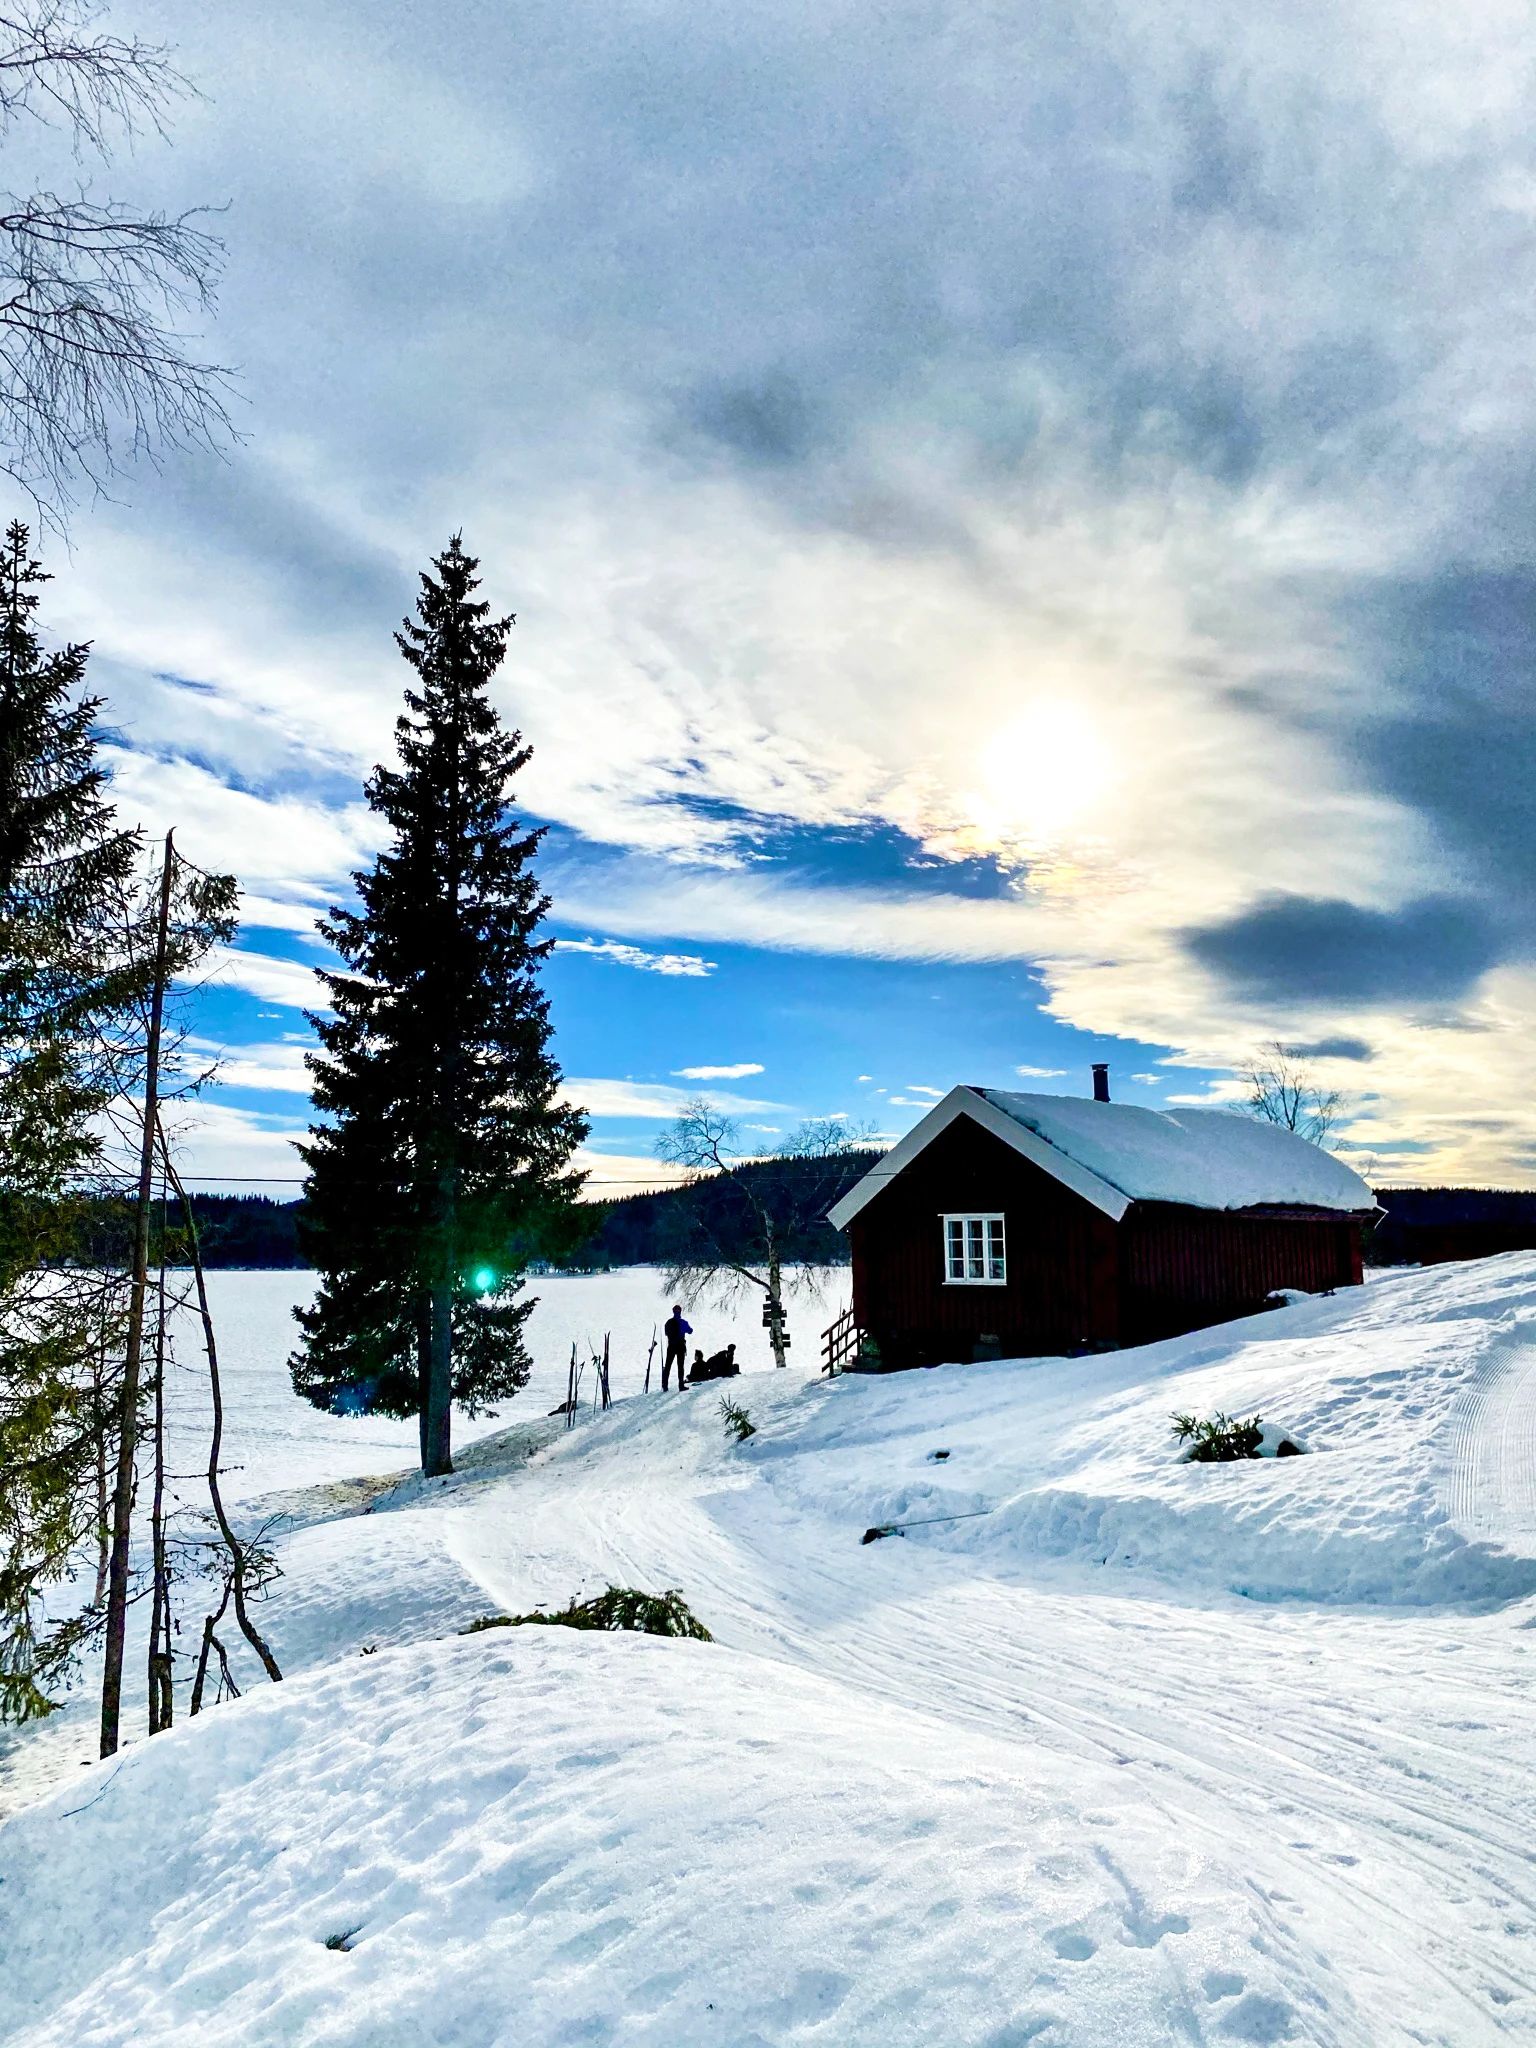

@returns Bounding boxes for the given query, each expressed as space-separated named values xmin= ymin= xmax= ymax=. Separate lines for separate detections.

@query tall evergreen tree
xmin=0 ymin=520 xmax=138 ymax=1720
xmin=292 ymin=538 xmax=587 ymax=1475
xmin=0 ymin=521 xmax=237 ymax=1723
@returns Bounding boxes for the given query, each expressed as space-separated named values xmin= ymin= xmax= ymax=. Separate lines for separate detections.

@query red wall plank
xmin=1117 ymin=1203 xmax=1359 ymax=1343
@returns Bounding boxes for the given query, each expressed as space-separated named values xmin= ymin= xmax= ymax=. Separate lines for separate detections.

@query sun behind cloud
xmin=977 ymin=703 xmax=1112 ymax=838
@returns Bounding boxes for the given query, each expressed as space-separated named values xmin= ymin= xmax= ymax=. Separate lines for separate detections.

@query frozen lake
xmin=163 ymin=1265 xmax=852 ymax=1507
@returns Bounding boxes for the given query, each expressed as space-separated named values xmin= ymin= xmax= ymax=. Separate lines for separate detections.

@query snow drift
xmin=0 ymin=1630 xmax=1321 ymax=2048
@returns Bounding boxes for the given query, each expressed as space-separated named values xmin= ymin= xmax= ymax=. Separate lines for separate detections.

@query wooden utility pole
xmin=100 ymin=831 xmax=175 ymax=1758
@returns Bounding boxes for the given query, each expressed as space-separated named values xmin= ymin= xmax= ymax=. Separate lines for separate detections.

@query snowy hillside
xmin=5 ymin=1258 xmax=1536 ymax=2045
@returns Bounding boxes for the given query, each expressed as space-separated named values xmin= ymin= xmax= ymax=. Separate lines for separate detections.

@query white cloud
xmin=1131 ymin=1073 xmax=1164 ymax=1086
xmin=673 ymin=1063 xmax=765 ymax=1079
xmin=907 ymin=1085 xmax=944 ymax=1097
xmin=1014 ymin=1066 xmax=1067 ymax=1079
xmin=555 ymin=938 xmax=715 ymax=977
xmin=198 ymin=949 xmax=330 ymax=1011
xmin=552 ymin=866 xmax=1050 ymax=965
xmin=190 ymin=1038 xmax=313 ymax=1094
xmin=104 ymin=747 xmax=378 ymax=903
xmin=571 ymin=1149 xmax=693 ymax=1199
xmin=152 ymin=1100 xmax=310 ymax=1186
xmin=560 ymin=1078 xmax=780 ymax=1120
xmin=239 ymin=895 xmax=334 ymax=936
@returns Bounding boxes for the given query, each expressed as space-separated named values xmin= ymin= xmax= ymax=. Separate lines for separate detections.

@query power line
xmin=152 ymin=1173 xmax=687 ymax=1188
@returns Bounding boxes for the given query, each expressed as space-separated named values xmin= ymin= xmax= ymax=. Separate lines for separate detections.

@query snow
xmin=828 ymin=1087 xmax=1374 ymax=1229
xmin=6 ymin=1257 xmax=1536 ymax=2044
xmin=159 ymin=1266 xmax=849 ymax=1508
xmin=977 ymin=1088 xmax=1375 ymax=1214
xmin=0 ymin=1632 xmax=1307 ymax=2048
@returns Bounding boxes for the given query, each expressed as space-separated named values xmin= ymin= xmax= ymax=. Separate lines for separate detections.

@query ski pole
xmin=861 ymin=1507 xmax=994 ymax=1545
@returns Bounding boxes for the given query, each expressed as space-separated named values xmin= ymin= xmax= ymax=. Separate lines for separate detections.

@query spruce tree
xmin=0 ymin=522 xmax=237 ymax=1724
xmin=292 ymin=538 xmax=587 ymax=1475
xmin=0 ymin=521 xmax=138 ymax=1720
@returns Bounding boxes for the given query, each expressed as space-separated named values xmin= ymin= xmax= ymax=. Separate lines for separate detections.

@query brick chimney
xmin=1092 ymin=1063 xmax=1110 ymax=1102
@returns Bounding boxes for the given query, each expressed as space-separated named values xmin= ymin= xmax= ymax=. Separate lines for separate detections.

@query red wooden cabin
xmin=825 ymin=1083 xmax=1376 ymax=1370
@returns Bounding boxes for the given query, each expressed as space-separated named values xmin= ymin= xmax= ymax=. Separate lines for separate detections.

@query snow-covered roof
xmin=827 ymin=1086 xmax=1376 ymax=1230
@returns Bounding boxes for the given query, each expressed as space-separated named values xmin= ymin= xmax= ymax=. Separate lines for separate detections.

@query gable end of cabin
xmin=847 ymin=1113 xmax=1118 ymax=1368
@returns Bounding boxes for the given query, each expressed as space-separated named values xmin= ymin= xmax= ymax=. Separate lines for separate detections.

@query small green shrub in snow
xmin=720 ymin=1396 xmax=757 ymax=1443
xmin=1171 ymin=1411 xmax=1264 ymax=1462
xmin=462 ymin=1587 xmax=712 ymax=1640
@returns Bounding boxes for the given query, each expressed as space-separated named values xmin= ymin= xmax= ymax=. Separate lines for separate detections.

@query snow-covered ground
xmin=157 ymin=1265 xmax=843 ymax=1509
xmin=5 ymin=1258 xmax=1536 ymax=2045
xmin=0 ymin=1266 xmax=847 ymax=1811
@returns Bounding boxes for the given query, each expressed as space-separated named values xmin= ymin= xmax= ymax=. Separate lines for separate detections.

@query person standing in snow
xmin=662 ymin=1305 xmax=691 ymax=1390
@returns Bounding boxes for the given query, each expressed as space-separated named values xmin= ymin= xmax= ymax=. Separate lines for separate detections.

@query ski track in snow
xmin=1444 ymin=1336 xmax=1536 ymax=1545
xmin=447 ymin=1445 xmax=1536 ymax=2041
xmin=8 ymin=1260 xmax=1536 ymax=2043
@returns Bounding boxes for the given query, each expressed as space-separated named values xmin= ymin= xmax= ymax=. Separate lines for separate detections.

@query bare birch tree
xmin=655 ymin=1105 xmax=876 ymax=1369
xmin=0 ymin=2 xmax=230 ymax=519
xmin=1242 ymin=1042 xmax=1342 ymax=1148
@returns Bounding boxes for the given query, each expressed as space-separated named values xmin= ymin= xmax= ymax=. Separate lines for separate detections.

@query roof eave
xmin=826 ymin=1086 xmax=1133 ymax=1229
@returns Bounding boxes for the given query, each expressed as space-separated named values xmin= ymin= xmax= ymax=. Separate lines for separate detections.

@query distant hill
xmin=67 ymin=1193 xmax=306 ymax=1269
xmin=577 ymin=1150 xmax=879 ymax=1272
xmin=1367 ymin=1187 xmax=1536 ymax=1267
xmin=56 ymin=1154 xmax=879 ymax=1273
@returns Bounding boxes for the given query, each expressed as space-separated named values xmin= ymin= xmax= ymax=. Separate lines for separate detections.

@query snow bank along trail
xmin=5 ymin=1258 xmax=1536 ymax=2045
xmin=0 ymin=1630 xmax=1333 ymax=2048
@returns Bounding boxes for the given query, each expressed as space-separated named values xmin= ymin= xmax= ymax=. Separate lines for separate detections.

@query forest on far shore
xmin=59 ymin=1153 xmax=885 ymax=1272
xmin=66 ymin=1166 xmax=1481 ymax=1272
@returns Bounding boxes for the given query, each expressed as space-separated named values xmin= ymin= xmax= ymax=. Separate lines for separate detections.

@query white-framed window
xmin=942 ymin=1212 xmax=1006 ymax=1285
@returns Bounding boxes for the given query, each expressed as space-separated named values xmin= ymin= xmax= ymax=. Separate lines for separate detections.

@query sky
xmin=30 ymin=0 xmax=1536 ymax=1191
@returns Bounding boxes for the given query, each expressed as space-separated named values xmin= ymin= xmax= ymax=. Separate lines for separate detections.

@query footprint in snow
xmin=1203 ymin=1971 xmax=1246 ymax=2000
xmin=1120 ymin=1908 xmax=1190 ymax=1947
xmin=1047 ymin=1928 xmax=1097 ymax=1962
xmin=1218 ymin=1991 xmax=1298 ymax=2042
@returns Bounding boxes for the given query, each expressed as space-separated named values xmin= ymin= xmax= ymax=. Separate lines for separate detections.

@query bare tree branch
xmin=158 ymin=1118 xmax=282 ymax=1689
xmin=0 ymin=4 xmax=230 ymax=522
xmin=655 ymin=1100 xmax=877 ymax=1368
xmin=0 ymin=2 xmax=188 ymax=157
xmin=1242 ymin=1041 xmax=1342 ymax=1148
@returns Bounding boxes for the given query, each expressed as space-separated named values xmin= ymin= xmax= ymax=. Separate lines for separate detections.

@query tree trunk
xmin=91 ymin=1315 xmax=110 ymax=1609
xmin=163 ymin=1130 xmax=283 ymax=1687
xmin=100 ymin=830 xmax=175 ymax=1759
xmin=415 ymin=1292 xmax=431 ymax=1470
xmin=425 ymin=1284 xmax=453 ymax=1475
xmin=147 ymin=1258 xmax=172 ymax=1734
xmin=766 ymin=1229 xmax=788 ymax=1369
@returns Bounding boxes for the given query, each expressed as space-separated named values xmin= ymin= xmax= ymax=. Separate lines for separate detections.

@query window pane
xmin=944 ymin=1214 xmax=1005 ymax=1281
